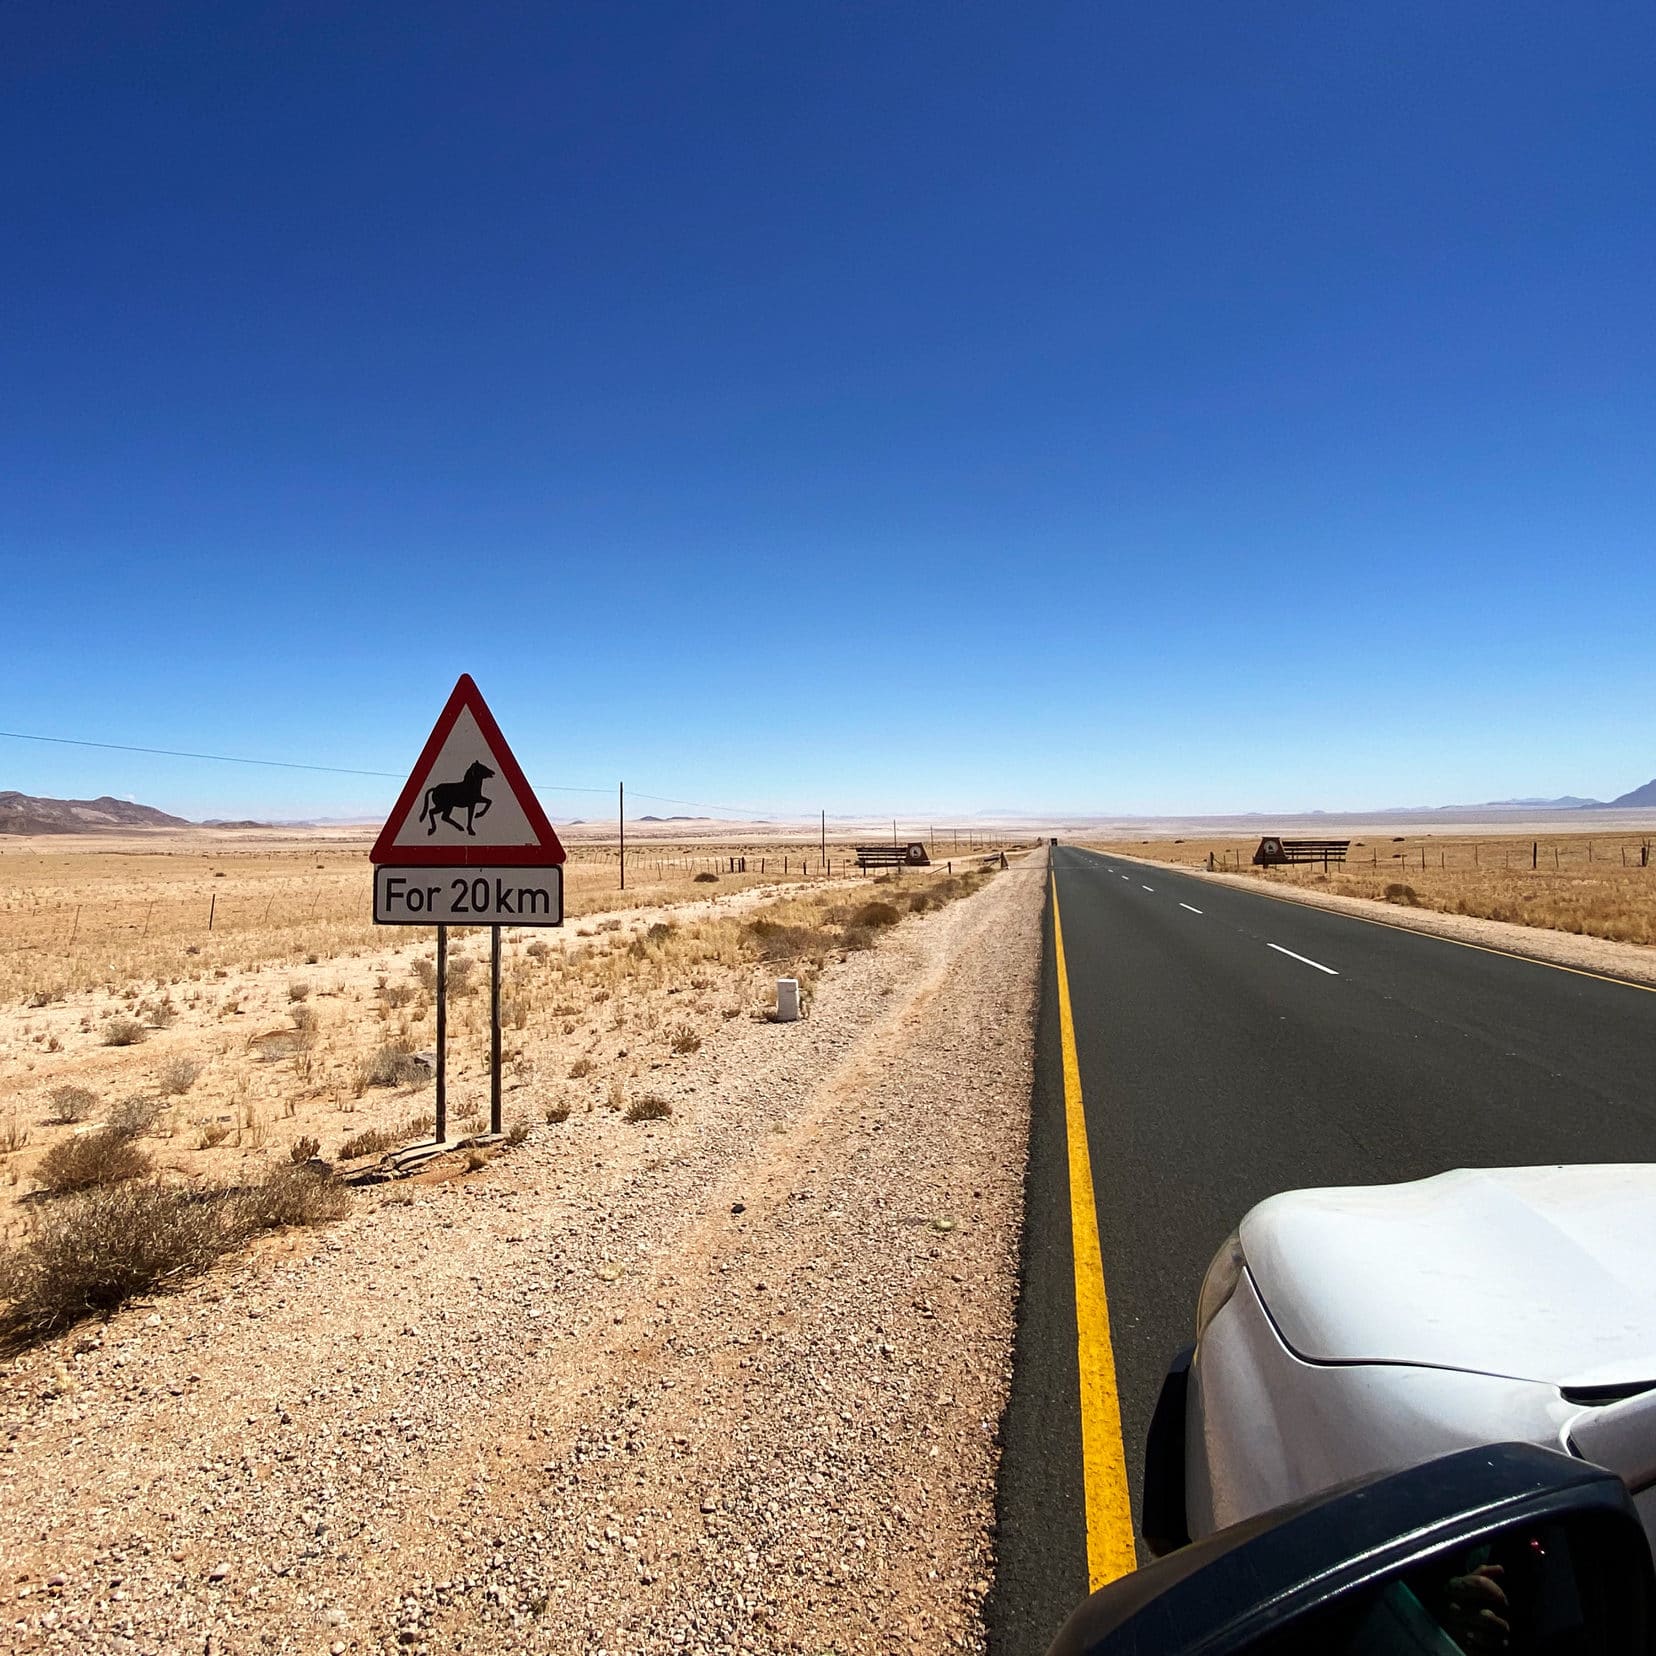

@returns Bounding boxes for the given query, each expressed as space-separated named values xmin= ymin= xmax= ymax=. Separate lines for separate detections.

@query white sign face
xmin=375 ymin=865 xmax=564 ymax=927
xmin=387 ymin=707 xmax=546 ymax=853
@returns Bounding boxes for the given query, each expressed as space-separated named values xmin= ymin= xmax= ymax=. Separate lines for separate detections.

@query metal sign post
xmin=370 ymin=675 xmax=567 ymax=1143
xmin=489 ymin=925 xmax=502 ymax=1135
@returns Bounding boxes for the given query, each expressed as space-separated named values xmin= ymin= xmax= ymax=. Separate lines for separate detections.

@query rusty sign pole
xmin=489 ymin=924 xmax=502 ymax=1135
xmin=435 ymin=924 xmax=448 ymax=1144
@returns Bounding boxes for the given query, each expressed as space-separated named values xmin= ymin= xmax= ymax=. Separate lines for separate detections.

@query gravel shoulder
xmin=0 ymin=852 xmax=1047 ymax=1655
xmin=1114 ymin=853 xmax=1656 ymax=986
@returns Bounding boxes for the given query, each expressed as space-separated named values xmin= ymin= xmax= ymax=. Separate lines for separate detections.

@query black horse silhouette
xmin=420 ymin=760 xmax=495 ymax=836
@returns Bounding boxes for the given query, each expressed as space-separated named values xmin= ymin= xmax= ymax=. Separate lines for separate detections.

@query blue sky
xmin=3 ymin=2 xmax=1653 ymax=821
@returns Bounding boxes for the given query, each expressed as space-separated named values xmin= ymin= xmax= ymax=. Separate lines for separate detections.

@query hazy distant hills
xmin=1606 ymin=777 xmax=1656 ymax=808
xmin=0 ymin=791 xmax=190 ymax=834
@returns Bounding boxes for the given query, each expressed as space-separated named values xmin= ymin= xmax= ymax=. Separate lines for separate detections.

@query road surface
xmin=990 ymin=844 xmax=1656 ymax=1654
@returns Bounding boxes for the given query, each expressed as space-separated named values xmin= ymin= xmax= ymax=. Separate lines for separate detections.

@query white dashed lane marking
xmin=1268 ymin=943 xmax=1339 ymax=976
xmin=1179 ymin=903 xmax=1203 ymax=914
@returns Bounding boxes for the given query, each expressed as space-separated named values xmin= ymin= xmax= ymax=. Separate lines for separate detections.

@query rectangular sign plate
xmin=374 ymin=865 xmax=564 ymax=927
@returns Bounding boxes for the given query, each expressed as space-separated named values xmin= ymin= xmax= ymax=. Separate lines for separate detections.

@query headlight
xmin=1196 ymin=1230 xmax=1246 ymax=1339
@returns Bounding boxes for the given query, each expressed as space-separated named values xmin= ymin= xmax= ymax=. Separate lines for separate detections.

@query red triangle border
xmin=370 ymin=675 xmax=568 ymax=867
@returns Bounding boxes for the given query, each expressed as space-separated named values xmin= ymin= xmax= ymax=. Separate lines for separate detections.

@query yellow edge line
xmin=1103 ymin=854 xmax=1656 ymax=997
xmin=1050 ymin=870 xmax=1137 ymax=1588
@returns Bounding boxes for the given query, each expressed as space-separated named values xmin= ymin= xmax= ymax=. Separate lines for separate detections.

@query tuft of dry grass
xmin=357 ymin=1042 xmax=428 ymax=1091
xmin=505 ymin=1121 xmax=529 ymax=1145
xmin=102 ymin=1015 xmax=146 ymax=1047
xmin=108 ymin=1094 xmax=165 ymax=1140
xmin=35 ymin=1129 xmax=152 ymax=1195
xmin=544 ymin=1101 xmax=571 ymax=1125
xmin=156 ymin=1057 xmax=203 ymax=1096
xmin=625 ymin=1095 xmax=672 ymax=1123
xmin=568 ymin=1056 xmax=594 ymax=1079
xmin=0 ymin=1118 xmax=31 ymax=1156
xmin=289 ymin=1134 xmax=321 ymax=1163
xmin=669 ymin=1024 xmax=701 ymax=1055
xmin=236 ymin=1164 xmax=350 ymax=1231
xmin=338 ymin=1110 xmax=434 ymax=1160
xmin=851 ymin=900 xmax=902 ymax=929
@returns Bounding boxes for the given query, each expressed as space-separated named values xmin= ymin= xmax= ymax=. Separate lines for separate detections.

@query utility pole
xmin=619 ymin=780 xmax=625 ymax=890
xmin=820 ymin=808 xmax=826 ymax=873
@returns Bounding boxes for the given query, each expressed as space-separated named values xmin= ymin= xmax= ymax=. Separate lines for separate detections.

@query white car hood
xmin=1240 ymin=1165 xmax=1656 ymax=1390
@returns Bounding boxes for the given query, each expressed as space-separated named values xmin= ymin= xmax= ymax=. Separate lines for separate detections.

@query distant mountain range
xmin=0 ymin=791 xmax=190 ymax=835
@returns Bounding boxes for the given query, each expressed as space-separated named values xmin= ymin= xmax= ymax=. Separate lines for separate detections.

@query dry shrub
xmin=1384 ymin=883 xmax=1421 ymax=906
xmin=840 ymin=925 xmax=875 ymax=952
xmin=0 ymin=1164 xmax=350 ymax=1341
xmin=290 ymin=1004 xmax=318 ymax=1034
xmin=544 ymin=1101 xmax=571 ymax=1125
xmin=102 ymin=1016 xmax=146 ymax=1048
xmin=505 ymin=1122 xmax=529 ymax=1146
xmin=568 ymin=1056 xmax=594 ymax=1079
xmin=0 ymin=1182 xmax=229 ymax=1337
xmin=359 ymin=1042 xmax=428 ymax=1090
xmin=149 ymin=1000 xmax=177 ymax=1029
xmin=237 ymin=1165 xmax=350 ymax=1231
xmin=447 ymin=956 xmax=478 ymax=996
xmin=411 ymin=958 xmax=438 ymax=993
xmin=289 ymin=1135 xmax=321 ymax=1164
xmin=465 ymin=1148 xmax=490 ymax=1171
xmin=606 ymin=1079 xmax=625 ymax=1113
xmin=693 ymin=871 xmax=719 ymax=883
xmin=157 ymin=1057 xmax=202 ymax=1097
xmin=851 ymin=900 xmax=902 ymax=929
xmin=288 ymin=979 xmax=311 ymax=1003
xmin=625 ymin=1095 xmax=672 ymax=1123
xmin=502 ymin=997 xmax=529 ymax=1030
xmin=1 ymin=1118 xmax=31 ymax=1156
xmin=646 ymin=922 xmax=674 ymax=943
xmin=669 ymin=1025 xmax=701 ymax=1055
xmin=35 ymin=1130 xmax=152 ymax=1195
xmin=378 ymin=983 xmax=415 ymax=1009
xmin=526 ymin=940 xmax=551 ymax=960
xmin=48 ymin=1085 xmax=97 ymax=1124
xmin=196 ymin=1122 xmax=231 ymax=1149
xmin=108 ymin=1095 xmax=164 ymax=1140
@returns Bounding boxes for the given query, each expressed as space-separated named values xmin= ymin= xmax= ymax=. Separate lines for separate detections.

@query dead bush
xmin=840 ymin=926 xmax=876 ymax=952
xmin=288 ymin=979 xmax=312 ymax=1003
xmin=237 ymin=1165 xmax=350 ymax=1231
xmin=289 ymin=1135 xmax=321 ymax=1164
xmin=108 ymin=1095 xmax=164 ymax=1140
xmin=851 ymin=900 xmax=902 ymax=929
xmin=196 ymin=1122 xmax=232 ymax=1149
xmin=646 ymin=921 xmax=675 ymax=942
xmin=156 ymin=1057 xmax=202 ymax=1097
xmin=669 ymin=1025 xmax=701 ymax=1055
xmin=102 ymin=1016 xmax=147 ymax=1048
xmin=289 ymin=1004 xmax=318 ymax=1035
xmin=149 ymin=1000 xmax=177 ymax=1029
xmin=0 ymin=1182 xmax=231 ymax=1338
xmin=48 ymin=1085 xmax=97 ymax=1125
xmin=693 ymin=871 xmax=719 ymax=883
xmin=447 ymin=956 xmax=479 ymax=996
xmin=358 ymin=1043 xmax=428 ymax=1090
xmin=1384 ymin=883 xmax=1421 ymax=906
xmin=568 ymin=1056 xmax=594 ymax=1079
xmin=526 ymin=940 xmax=551 ymax=960
xmin=505 ymin=1122 xmax=529 ymax=1146
xmin=35 ymin=1130 xmax=152 ymax=1195
xmin=625 ymin=1095 xmax=672 ymax=1123
xmin=411 ymin=958 xmax=438 ymax=993
xmin=545 ymin=1101 xmax=571 ymax=1125
xmin=378 ymin=983 xmax=416 ymax=1009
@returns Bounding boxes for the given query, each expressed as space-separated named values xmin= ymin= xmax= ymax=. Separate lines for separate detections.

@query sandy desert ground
xmin=0 ymin=827 xmax=1038 ymax=1655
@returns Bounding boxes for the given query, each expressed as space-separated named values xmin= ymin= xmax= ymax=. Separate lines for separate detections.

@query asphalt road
xmin=989 ymin=844 xmax=1656 ymax=1655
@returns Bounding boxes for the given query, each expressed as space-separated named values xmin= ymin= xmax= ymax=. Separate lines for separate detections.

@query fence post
xmin=207 ymin=893 xmax=216 ymax=932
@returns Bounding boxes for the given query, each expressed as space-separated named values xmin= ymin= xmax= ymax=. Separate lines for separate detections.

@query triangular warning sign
xmin=371 ymin=676 xmax=567 ymax=867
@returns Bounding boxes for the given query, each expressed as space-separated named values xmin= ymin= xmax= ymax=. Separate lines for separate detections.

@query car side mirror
xmin=1047 ymin=1442 xmax=1654 ymax=1655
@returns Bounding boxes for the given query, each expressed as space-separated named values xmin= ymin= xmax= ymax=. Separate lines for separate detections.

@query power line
xmin=0 ymin=728 xmax=613 ymax=793
xmin=0 ymin=728 xmax=806 ymax=818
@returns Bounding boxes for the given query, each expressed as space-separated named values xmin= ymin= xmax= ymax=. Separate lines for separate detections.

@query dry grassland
xmin=0 ymin=828 xmax=1000 ymax=1318
xmin=1086 ymin=830 xmax=1656 ymax=946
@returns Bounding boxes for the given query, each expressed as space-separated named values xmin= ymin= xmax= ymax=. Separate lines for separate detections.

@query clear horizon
xmin=5 ymin=4 xmax=1653 ymax=821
